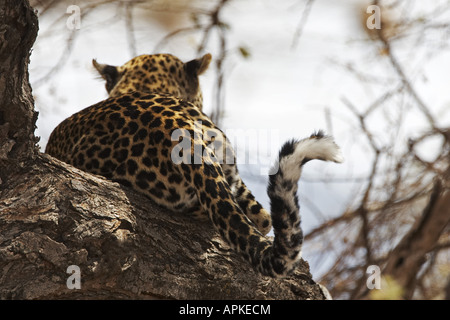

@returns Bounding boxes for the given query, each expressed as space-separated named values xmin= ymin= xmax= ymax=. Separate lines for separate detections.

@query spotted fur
xmin=46 ymin=53 xmax=343 ymax=277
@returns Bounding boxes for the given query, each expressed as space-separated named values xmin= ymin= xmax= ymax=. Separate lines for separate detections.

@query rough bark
xmin=0 ymin=0 xmax=325 ymax=300
xmin=0 ymin=154 xmax=324 ymax=299
xmin=0 ymin=0 xmax=39 ymax=175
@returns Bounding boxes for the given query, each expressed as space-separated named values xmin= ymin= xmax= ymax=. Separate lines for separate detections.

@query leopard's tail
xmin=264 ymin=130 xmax=344 ymax=276
xmin=195 ymin=131 xmax=343 ymax=277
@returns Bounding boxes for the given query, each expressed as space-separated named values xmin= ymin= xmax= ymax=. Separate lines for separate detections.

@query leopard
xmin=45 ymin=52 xmax=344 ymax=278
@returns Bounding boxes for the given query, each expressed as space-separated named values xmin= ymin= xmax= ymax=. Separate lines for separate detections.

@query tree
xmin=308 ymin=0 xmax=450 ymax=299
xmin=0 ymin=0 xmax=325 ymax=300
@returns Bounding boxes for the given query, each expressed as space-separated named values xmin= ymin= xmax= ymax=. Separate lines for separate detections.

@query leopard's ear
xmin=92 ymin=59 xmax=121 ymax=93
xmin=184 ymin=53 xmax=212 ymax=76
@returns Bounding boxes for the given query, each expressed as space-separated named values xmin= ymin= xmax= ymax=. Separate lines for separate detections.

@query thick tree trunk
xmin=0 ymin=0 xmax=39 ymax=174
xmin=0 ymin=0 xmax=325 ymax=300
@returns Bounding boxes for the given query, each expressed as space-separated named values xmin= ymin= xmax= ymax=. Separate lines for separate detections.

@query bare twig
xmin=125 ymin=1 xmax=137 ymax=57
xmin=153 ymin=26 xmax=203 ymax=52
xmin=33 ymin=0 xmax=120 ymax=87
xmin=373 ymin=0 xmax=437 ymax=129
xmin=382 ymin=177 xmax=450 ymax=299
xmin=291 ymin=0 xmax=315 ymax=49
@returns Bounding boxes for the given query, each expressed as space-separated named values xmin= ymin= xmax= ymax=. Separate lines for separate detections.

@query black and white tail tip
xmin=275 ymin=131 xmax=344 ymax=180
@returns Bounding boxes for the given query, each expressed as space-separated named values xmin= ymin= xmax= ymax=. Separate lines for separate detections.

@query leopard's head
xmin=93 ymin=53 xmax=211 ymax=110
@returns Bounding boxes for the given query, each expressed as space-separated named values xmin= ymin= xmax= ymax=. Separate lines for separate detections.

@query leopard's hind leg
xmin=222 ymin=162 xmax=272 ymax=235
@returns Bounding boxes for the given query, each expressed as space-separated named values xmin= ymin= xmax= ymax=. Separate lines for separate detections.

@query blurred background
xmin=29 ymin=0 xmax=449 ymax=299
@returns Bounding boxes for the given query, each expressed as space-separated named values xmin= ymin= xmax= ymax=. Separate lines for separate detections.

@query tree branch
xmin=373 ymin=0 xmax=437 ymax=129
xmin=382 ymin=176 xmax=450 ymax=299
xmin=0 ymin=154 xmax=325 ymax=299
